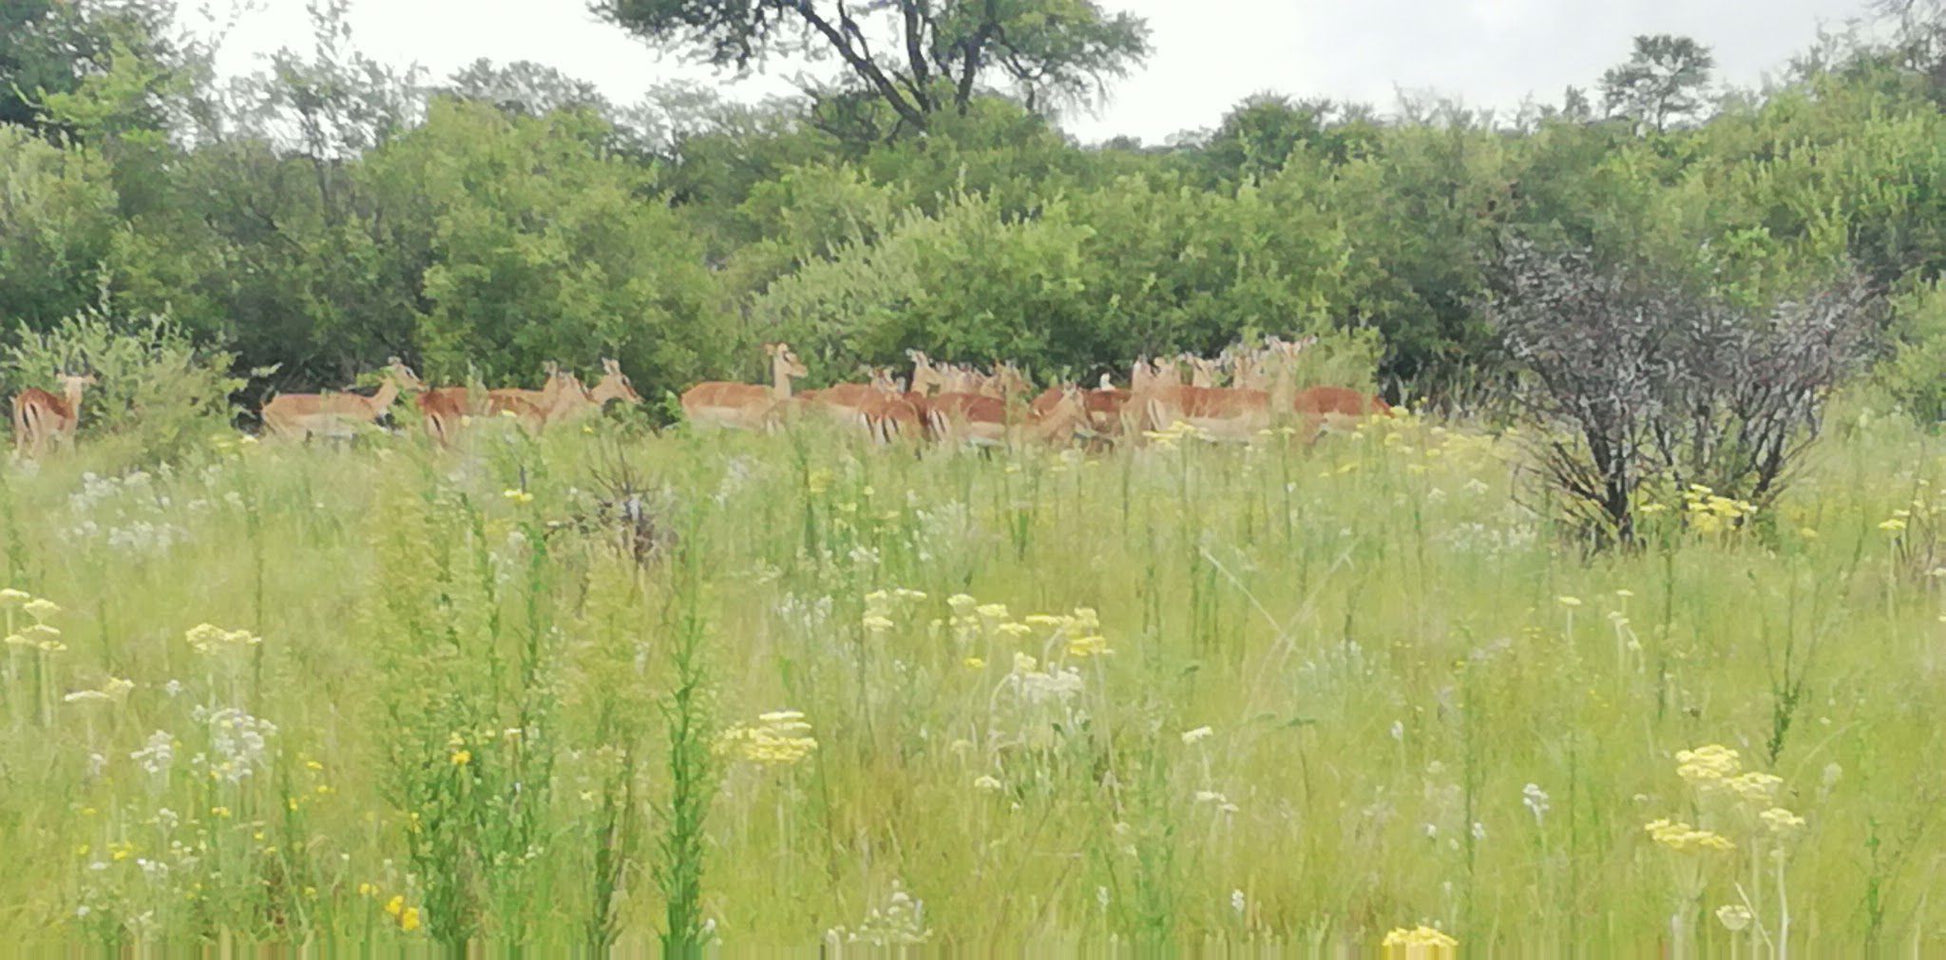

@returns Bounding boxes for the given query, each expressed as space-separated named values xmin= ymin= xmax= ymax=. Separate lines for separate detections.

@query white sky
xmin=203 ymin=0 xmax=1882 ymax=144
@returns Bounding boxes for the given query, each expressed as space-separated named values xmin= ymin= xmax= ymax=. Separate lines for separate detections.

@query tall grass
xmin=0 ymin=405 xmax=1942 ymax=952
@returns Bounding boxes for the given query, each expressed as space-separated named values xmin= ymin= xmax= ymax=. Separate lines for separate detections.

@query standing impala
xmin=12 ymin=372 xmax=97 ymax=458
xmin=416 ymin=363 xmax=582 ymax=444
xmin=261 ymin=358 xmax=424 ymax=441
xmin=681 ymin=343 xmax=807 ymax=431
xmin=550 ymin=359 xmax=644 ymax=427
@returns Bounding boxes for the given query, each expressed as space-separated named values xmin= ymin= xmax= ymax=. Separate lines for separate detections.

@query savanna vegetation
xmin=8 ymin=0 xmax=1946 ymax=952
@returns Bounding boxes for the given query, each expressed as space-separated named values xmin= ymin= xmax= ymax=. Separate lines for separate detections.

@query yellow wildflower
xmin=385 ymin=894 xmax=405 ymax=918
xmin=450 ymin=749 xmax=472 ymax=767
xmin=1726 ymin=771 xmax=1783 ymax=805
xmin=1760 ymin=807 xmax=1807 ymax=837
xmin=963 ymin=657 xmax=986 ymax=670
xmin=1645 ymin=818 xmax=1735 ymax=853
xmin=1382 ymin=925 xmax=1458 ymax=953
xmin=1067 ymin=634 xmax=1113 ymax=658
xmin=1880 ymin=518 xmax=1908 ymax=533
xmin=399 ymin=907 xmax=421 ymax=932
xmin=502 ymin=489 xmax=534 ymax=505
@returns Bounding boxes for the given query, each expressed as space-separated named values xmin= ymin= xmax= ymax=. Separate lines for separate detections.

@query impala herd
xmin=9 ymin=337 xmax=1389 ymax=457
xmin=678 ymin=335 xmax=1391 ymax=447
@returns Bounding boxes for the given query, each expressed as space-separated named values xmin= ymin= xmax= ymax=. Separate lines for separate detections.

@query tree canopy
xmin=590 ymin=0 xmax=1150 ymax=134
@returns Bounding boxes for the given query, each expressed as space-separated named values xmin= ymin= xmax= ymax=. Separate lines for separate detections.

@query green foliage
xmin=5 ymin=300 xmax=242 ymax=465
xmin=1879 ymin=277 xmax=1946 ymax=422
xmin=591 ymin=0 xmax=1149 ymax=133
xmin=1600 ymin=34 xmax=1717 ymax=134
xmin=0 ymin=127 xmax=122 ymax=329
xmin=755 ymin=172 xmax=1363 ymax=383
xmin=376 ymin=99 xmax=724 ymax=395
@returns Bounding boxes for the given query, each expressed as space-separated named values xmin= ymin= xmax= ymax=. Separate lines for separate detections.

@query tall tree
xmin=590 ymin=0 xmax=1150 ymax=134
xmin=1600 ymin=34 xmax=1715 ymax=134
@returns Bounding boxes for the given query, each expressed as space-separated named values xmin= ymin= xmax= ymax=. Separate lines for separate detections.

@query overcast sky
xmin=203 ymin=0 xmax=1882 ymax=144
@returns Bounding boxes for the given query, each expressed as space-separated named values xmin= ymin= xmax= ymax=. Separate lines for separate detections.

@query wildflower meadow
xmin=1 ymin=402 xmax=1942 ymax=953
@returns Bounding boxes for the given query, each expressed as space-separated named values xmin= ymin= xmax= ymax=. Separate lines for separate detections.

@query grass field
xmin=3 ymin=405 xmax=1944 ymax=953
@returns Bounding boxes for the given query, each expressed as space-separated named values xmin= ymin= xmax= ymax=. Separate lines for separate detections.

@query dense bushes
xmin=7 ymin=5 xmax=1946 ymax=415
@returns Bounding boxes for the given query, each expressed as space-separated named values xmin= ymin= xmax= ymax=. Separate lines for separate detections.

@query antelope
xmin=982 ymin=362 xmax=1031 ymax=400
xmin=907 ymin=351 xmax=953 ymax=396
xmin=12 ymin=372 xmax=96 ymax=458
xmin=487 ymin=362 xmax=576 ymax=430
xmin=681 ymin=343 xmax=807 ymax=431
xmin=1293 ymin=385 xmax=1393 ymax=438
xmin=802 ymin=367 xmax=899 ymax=435
xmin=261 ymin=359 xmax=424 ymax=441
xmin=861 ymin=386 xmax=927 ymax=445
xmin=930 ymin=385 xmax=1086 ymax=449
xmin=414 ymin=364 xmax=577 ymax=443
xmin=550 ymin=359 xmax=644 ymax=428
xmin=1184 ymin=354 xmax=1223 ymax=389
xmin=1133 ymin=355 xmax=1274 ymax=443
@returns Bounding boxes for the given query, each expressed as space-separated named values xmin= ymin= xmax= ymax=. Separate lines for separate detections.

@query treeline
xmin=8 ymin=0 xmax=1946 ymax=416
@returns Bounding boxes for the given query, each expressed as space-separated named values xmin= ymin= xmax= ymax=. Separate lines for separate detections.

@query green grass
xmin=3 ymin=406 xmax=1944 ymax=953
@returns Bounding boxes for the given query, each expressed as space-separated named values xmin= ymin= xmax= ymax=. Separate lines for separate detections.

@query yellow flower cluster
xmin=383 ymin=893 xmax=422 ymax=932
xmin=1142 ymin=420 xmax=1208 ymax=448
xmin=1760 ymin=806 xmax=1807 ymax=837
xmin=1675 ymin=744 xmax=1791 ymax=809
xmin=63 ymin=676 xmax=134 ymax=704
xmin=714 ymin=709 xmax=818 ymax=766
xmin=947 ymin=593 xmax=1114 ymax=662
xmin=1024 ymin=606 xmax=1112 ymax=659
xmin=1 ymin=589 xmax=67 ymax=652
xmin=863 ymin=588 xmax=926 ymax=632
xmin=1645 ymin=818 xmax=1736 ymax=853
xmin=1675 ymin=744 xmax=1742 ymax=787
xmin=1683 ymin=484 xmax=1757 ymax=535
xmin=1382 ymin=924 xmax=1458 ymax=957
xmin=185 ymin=622 xmax=263 ymax=654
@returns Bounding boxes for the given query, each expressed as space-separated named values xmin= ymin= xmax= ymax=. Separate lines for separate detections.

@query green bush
xmin=6 ymin=299 xmax=244 ymax=463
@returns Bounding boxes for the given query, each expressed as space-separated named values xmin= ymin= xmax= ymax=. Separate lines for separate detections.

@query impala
xmin=550 ymin=359 xmax=644 ymax=427
xmin=681 ymin=343 xmax=807 ymax=431
xmin=12 ymin=372 xmax=96 ymax=458
xmin=929 ymin=385 xmax=1086 ymax=449
xmin=801 ymin=367 xmax=899 ymax=434
xmin=1293 ymin=385 xmax=1393 ymax=435
xmin=261 ymin=359 xmax=424 ymax=441
xmin=861 ymin=388 xmax=927 ymax=445
xmin=907 ymin=351 xmax=952 ymax=395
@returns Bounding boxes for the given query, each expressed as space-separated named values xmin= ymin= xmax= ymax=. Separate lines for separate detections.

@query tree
xmin=0 ymin=0 xmax=183 ymax=132
xmin=1485 ymin=238 xmax=1878 ymax=547
xmin=590 ymin=0 xmax=1150 ymax=135
xmin=1600 ymin=34 xmax=1715 ymax=134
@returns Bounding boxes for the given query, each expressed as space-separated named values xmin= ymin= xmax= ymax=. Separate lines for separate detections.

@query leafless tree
xmin=1484 ymin=239 xmax=1880 ymax=547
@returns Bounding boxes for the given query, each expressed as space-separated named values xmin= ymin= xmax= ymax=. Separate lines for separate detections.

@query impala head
xmin=909 ymin=354 xmax=949 ymax=395
xmin=765 ymin=342 xmax=808 ymax=378
xmin=992 ymin=362 xmax=1030 ymax=397
xmin=384 ymin=357 xmax=426 ymax=391
xmin=56 ymin=371 xmax=98 ymax=391
xmin=591 ymin=358 xmax=641 ymax=405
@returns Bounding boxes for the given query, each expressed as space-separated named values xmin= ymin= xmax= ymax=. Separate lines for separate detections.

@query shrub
xmin=6 ymin=298 xmax=244 ymax=464
xmin=1484 ymin=238 xmax=1879 ymax=546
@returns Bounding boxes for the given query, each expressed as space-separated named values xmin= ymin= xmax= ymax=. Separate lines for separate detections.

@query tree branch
xmin=791 ymin=0 xmax=929 ymax=129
